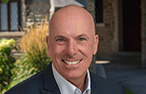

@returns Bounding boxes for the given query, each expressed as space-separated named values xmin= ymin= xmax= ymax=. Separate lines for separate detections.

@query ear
xmin=93 ymin=35 xmax=99 ymax=55
xmin=46 ymin=36 xmax=51 ymax=56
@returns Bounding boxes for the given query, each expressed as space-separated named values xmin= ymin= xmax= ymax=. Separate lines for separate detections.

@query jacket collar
xmin=40 ymin=63 xmax=61 ymax=94
xmin=40 ymin=63 xmax=99 ymax=94
xmin=90 ymin=73 xmax=99 ymax=94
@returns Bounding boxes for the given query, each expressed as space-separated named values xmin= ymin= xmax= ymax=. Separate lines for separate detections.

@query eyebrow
xmin=77 ymin=34 xmax=89 ymax=39
xmin=54 ymin=36 xmax=66 ymax=40
xmin=54 ymin=34 xmax=89 ymax=40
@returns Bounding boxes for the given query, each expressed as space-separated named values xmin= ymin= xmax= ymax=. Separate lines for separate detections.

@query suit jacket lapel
xmin=91 ymin=73 xmax=99 ymax=94
xmin=91 ymin=73 xmax=125 ymax=94
xmin=40 ymin=63 xmax=61 ymax=94
xmin=91 ymin=73 xmax=108 ymax=94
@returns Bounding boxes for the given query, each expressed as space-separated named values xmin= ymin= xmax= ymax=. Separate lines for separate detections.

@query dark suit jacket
xmin=5 ymin=63 xmax=125 ymax=94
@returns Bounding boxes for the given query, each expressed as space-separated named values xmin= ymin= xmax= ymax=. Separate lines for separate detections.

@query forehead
xmin=49 ymin=5 xmax=95 ymax=37
xmin=49 ymin=20 xmax=93 ymax=39
xmin=51 ymin=16 xmax=94 ymax=35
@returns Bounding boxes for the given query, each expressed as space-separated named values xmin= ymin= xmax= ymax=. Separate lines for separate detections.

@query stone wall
xmin=141 ymin=0 xmax=146 ymax=67
xmin=86 ymin=0 xmax=95 ymax=19
xmin=24 ymin=0 xmax=50 ymax=28
xmin=86 ymin=0 xmax=115 ymax=56
xmin=96 ymin=0 xmax=115 ymax=56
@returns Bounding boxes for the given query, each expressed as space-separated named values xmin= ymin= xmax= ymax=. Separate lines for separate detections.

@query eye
xmin=55 ymin=38 xmax=67 ymax=45
xmin=56 ymin=38 xmax=65 ymax=42
xmin=79 ymin=37 xmax=86 ymax=41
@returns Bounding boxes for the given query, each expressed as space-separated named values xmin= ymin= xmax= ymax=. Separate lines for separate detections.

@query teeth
xmin=64 ymin=60 xmax=80 ymax=65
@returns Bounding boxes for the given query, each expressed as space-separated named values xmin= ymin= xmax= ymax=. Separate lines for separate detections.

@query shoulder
xmin=90 ymin=73 xmax=125 ymax=94
xmin=91 ymin=72 xmax=120 ymax=87
xmin=5 ymin=64 xmax=54 ymax=94
xmin=5 ymin=70 xmax=44 ymax=94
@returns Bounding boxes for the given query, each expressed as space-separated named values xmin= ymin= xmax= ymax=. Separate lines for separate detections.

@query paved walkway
xmin=97 ymin=52 xmax=146 ymax=94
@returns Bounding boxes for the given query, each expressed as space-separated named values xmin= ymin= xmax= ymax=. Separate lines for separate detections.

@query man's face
xmin=47 ymin=11 xmax=99 ymax=82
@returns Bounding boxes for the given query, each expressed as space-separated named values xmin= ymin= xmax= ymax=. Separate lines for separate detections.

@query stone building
xmin=0 ymin=0 xmax=146 ymax=67
xmin=91 ymin=0 xmax=146 ymax=67
xmin=0 ymin=0 xmax=50 ymax=40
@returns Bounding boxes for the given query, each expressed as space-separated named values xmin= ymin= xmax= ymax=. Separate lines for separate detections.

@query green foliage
xmin=1 ymin=0 xmax=9 ymax=4
xmin=125 ymin=90 xmax=135 ymax=94
xmin=1 ymin=17 xmax=51 ymax=93
xmin=2 ymin=55 xmax=38 ymax=92
xmin=2 ymin=54 xmax=51 ymax=93
xmin=0 ymin=38 xmax=16 ymax=92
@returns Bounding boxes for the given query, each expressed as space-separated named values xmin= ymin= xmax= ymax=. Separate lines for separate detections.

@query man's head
xmin=46 ymin=5 xmax=99 ymax=85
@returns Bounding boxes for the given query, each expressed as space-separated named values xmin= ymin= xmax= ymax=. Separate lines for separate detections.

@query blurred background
xmin=0 ymin=0 xmax=146 ymax=94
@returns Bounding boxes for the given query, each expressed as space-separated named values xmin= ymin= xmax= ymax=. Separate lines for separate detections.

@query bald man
xmin=5 ymin=5 xmax=125 ymax=94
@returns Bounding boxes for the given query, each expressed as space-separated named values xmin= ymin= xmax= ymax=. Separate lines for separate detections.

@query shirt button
xmin=74 ymin=88 xmax=81 ymax=94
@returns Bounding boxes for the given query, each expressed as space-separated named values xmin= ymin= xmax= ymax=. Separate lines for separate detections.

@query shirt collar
xmin=52 ymin=64 xmax=91 ymax=94
xmin=84 ymin=70 xmax=91 ymax=94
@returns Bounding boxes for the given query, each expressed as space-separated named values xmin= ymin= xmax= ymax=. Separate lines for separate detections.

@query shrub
xmin=125 ymin=90 xmax=135 ymax=94
xmin=3 ymin=55 xmax=37 ymax=92
xmin=19 ymin=16 xmax=51 ymax=71
xmin=0 ymin=38 xmax=16 ymax=91
xmin=2 ymin=17 xmax=51 ymax=93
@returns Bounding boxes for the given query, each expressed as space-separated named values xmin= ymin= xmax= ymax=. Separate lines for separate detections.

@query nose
xmin=66 ymin=40 xmax=77 ymax=57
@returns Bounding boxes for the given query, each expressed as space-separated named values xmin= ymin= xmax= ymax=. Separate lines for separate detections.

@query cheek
xmin=81 ymin=43 xmax=94 ymax=63
xmin=50 ymin=44 xmax=65 ymax=57
xmin=79 ymin=44 xmax=94 ymax=63
xmin=81 ymin=42 xmax=94 ymax=54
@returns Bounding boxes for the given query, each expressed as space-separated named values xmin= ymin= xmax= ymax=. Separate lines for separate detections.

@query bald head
xmin=49 ymin=5 xmax=95 ymax=36
xmin=46 ymin=5 xmax=99 ymax=89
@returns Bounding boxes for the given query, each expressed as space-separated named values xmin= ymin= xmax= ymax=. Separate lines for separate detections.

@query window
xmin=0 ymin=0 xmax=23 ymax=31
xmin=95 ymin=0 xmax=103 ymax=23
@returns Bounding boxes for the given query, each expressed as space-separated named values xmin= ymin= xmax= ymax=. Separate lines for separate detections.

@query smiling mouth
xmin=62 ymin=59 xmax=82 ymax=65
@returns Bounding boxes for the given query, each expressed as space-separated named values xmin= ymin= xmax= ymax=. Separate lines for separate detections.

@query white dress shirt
xmin=52 ymin=64 xmax=91 ymax=94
